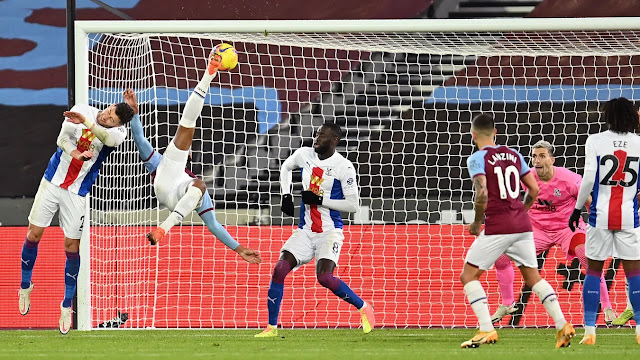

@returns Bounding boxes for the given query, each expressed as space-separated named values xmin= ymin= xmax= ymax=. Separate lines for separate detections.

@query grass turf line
xmin=0 ymin=328 xmax=638 ymax=360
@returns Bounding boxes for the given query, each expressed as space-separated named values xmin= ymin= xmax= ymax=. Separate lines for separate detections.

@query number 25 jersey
xmin=585 ymin=130 xmax=640 ymax=230
xmin=467 ymin=145 xmax=531 ymax=235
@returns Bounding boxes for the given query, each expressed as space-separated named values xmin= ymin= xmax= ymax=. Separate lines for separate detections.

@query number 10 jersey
xmin=585 ymin=130 xmax=640 ymax=230
xmin=467 ymin=145 xmax=531 ymax=235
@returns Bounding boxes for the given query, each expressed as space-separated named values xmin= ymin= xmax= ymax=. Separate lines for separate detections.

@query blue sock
xmin=583 ymin=274 xmax=600 ymax=327
xmin=334 ymin=281 xmax=365 ymax=310
xmin=63 ymin=251 xmax=80 ymax=308
xmin=627 ymin=274 xmax=640 ymax=324
xmin=267 ymin=282 xmax=284 ymax=326
xmin=21 ymin=238 xmax=39 ymax=289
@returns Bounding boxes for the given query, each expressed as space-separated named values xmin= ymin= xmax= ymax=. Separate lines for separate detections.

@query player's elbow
xmin=103 ymin=136 xmax=118 ymax=147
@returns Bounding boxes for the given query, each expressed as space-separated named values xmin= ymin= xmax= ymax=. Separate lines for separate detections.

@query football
xmin=212 ymin=43 xmax=238 ymax=71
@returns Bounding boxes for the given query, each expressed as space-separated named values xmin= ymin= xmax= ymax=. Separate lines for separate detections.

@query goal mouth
xmin=75 ymin=18 xmax=640 ymax=330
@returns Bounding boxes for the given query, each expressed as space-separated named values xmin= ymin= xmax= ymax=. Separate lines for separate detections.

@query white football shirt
xmin=584 ymin=130 xmax=640 ymax=229
xmin=44 ymin=104 xmax=127 ymax=196
xmin=282 ymin=147 xmax=359 ymax=233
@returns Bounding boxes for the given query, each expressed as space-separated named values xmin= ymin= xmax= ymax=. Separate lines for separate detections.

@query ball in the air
xmin=212 ymin=43 xmax=238 ymax=71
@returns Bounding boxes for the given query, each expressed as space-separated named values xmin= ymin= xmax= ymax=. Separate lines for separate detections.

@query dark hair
xmin=471 ymin=113 xmax=495 ymax=134
xmin=603 ymin=97 xmax=639 ymax=134
xmin=115 ymin=102 xmax=135 ymax=125
xmin=322 ymin=122 xmax=343 ymax=140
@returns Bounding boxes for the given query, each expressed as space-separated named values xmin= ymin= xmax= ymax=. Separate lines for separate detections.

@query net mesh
xmin=87 ymin=29 xmax=640 ymax=329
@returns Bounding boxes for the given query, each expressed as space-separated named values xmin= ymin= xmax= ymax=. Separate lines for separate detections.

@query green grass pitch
xmin=1 ymin=328 xmax=638 ymax=359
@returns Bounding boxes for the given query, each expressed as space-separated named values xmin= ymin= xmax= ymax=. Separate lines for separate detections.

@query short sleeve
xmin=583 ymin=136 xmax=597 ymax=171
xmin=516 ymin=151 xmax=530 ymax=176
xmin=105 ymin=125 xmax=128 ymax=148
xmin=340 ymin=161 xmax=359 ymax=196
xmin=467 ymin=151 xmax=486 ymax=178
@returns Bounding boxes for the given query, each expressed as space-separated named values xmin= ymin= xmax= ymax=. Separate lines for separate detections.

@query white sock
xmin=159 ymin=186 xmax=204 ymax=233
xmin=636 ymin=325 xmax=640 ymax=336
xmin=627 ymin=279 xmax=633 ymax=311
xmin=585 ymin=326 xmax=596 ymax=336
xmin=178 ymin=91 xmax=206 ymax=129
xmin=532 ymin=279 xmax=567 ymax=331
xmin=194 ymin=71 xmax=217 ymax=97
xmin=464 ymin=280 xmax=494 ymax=332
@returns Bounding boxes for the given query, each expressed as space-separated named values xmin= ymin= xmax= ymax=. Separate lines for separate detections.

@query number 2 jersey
xmin=584 ymin=130 xmax=640 ymax=229
xmin=467 ymin=145 xmax=532 ymax=235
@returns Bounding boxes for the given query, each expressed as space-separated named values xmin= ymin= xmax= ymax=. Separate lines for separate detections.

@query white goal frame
xmin=75 ymin=17 xmax=640 ymax=331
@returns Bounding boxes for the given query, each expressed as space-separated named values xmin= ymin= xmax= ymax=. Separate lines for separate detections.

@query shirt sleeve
xmin=466 ymin=151 xmax=486 ymax=178
xmin=340 ymin=162 xmax=359 ymax=197
xmin=570 ymin=170 xmax=583 ymax=198
xmin=280 ymin=148 xmax=303 ymax=195
xmin=516 ymin=151 xmax=530 ymax=176
xmin=583 ymin=136 xmax=597 ymax=171
xmin=103 ymin=125 xmax=128 ymax=148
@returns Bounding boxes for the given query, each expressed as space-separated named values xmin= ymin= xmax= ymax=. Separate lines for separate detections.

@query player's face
xmin=313 ymin=126 xmax=338 ymax=155
xmin=97 ymin=105 xmax=122 ymax=128
xmin=531 ymin=148 xmax=555 ymax=178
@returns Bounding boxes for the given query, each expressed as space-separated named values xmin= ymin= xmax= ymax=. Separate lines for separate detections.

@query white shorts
xmin=281 ymin=228 xmax=344 ymax=268
xmin=154 ymin=144 xmax=194 ymax=211
xmin=28 ymin=178 xmax=86 ymax=239
xmin=586 ymin=225 xmax=640 ymax=261
xmin=465 ymin=231 xmax=538 ymax=270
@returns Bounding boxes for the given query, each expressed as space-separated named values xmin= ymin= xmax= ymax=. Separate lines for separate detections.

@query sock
xmin=159 ymin=186 xmax=203 ymax=233
xmin=317 ymin=273 xmax=365 ymax=310
xmin=532 ymin=279 xmax=567 ymax=331
xmin=21 ymin=238 xmax=39 ymax=289
xmin=464 ymin=280 xmax=494 ymax=332
xmin=626 ymin=279 xmax=633 ymax=311
xmin=582 ymin=270 xmax=601 ymax=327
xmin=494 ymin=254 xmax=515 ymax=305
xmin=585 ymin=326 xmax=596 ymax=336
xmin=267 ymin=260 xmax=294 ymax=326
xmin=63 ymin=251 xmax=80 ymax=308
xmin=179 ymin=69 xmax=215 ymax=129
xmin=575 ymin=245 xmax=611 ymax=309
xmin=626 ymin=272 xmax=640 ymax=326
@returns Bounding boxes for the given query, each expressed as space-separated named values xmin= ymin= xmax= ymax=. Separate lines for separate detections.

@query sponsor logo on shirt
xmin=535 ymin=199 xmax=556 ymax=212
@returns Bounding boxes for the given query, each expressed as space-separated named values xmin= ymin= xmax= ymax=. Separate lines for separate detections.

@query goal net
xmin=76 ymin=19 xmax=640 ymax=329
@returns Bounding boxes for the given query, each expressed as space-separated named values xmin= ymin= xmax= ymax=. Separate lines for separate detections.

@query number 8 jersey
xmin=584 ymin=130 xmax=640 ymax=230
xmin=467 ymin=145 xmax=532 ymax=235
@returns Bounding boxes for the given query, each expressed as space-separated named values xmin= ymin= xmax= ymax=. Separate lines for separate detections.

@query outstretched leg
xmin=147 ymin=53 xmax=219 ymax=245
xmin=492 ymin=254 xmax=518 ymax=323
xmin=255 ymin=251 xmax=297 ymax=337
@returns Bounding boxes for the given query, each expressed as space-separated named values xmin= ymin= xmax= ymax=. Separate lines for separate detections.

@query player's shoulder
xmin=554 ymin=166 xmax=580 ymax=181
xmin=467 ymin=149 xmax=487 ymax=164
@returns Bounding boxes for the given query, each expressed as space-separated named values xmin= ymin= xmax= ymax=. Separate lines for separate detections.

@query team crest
xmin=554 ymin=188 xmax=561 ymax=197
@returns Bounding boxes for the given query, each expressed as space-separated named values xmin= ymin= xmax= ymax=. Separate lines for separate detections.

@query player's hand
xmin=123 ymin=89 xmax=139 ymax=114
xmin=64 ymin=111 xmax=86 ymax=124
xmin=281 ymin=194 xmax=294 ymax=217
xmin=569 ymin=209 xmax=582 ymax=232
xmin=235 ymin=245 xmax=262 ymax=264
xmin=301 ymin=190 xmax=323 ymax=205
xmin=468 ymin=221 xmax=482 ymax=236
xmin=73 ymin=150 xmax=94 ymax=161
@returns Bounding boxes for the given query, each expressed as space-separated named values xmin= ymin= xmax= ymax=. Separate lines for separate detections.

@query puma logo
xmin=268 ymin=296 xmax=277 ymax=304
xmin=21 ymin=259 xmax=30 ymax=266
xmin=66 ymin=273 xmax=78 ymax=281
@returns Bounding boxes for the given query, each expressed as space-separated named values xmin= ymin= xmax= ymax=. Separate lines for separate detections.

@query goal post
xmin=75 ymin=18 xmax=640 ymax=331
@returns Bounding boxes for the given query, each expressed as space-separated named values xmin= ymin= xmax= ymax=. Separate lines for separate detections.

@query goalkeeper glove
xmin=568 ymin=209 xmax=582 ymax=232
xmin=301 ymin=191 xmax=323 ymax=205
xmin=281 ymin=194 xmax=294 ymax=217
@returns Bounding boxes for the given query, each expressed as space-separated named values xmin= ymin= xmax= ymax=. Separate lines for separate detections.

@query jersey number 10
xmin=494 ymin=165 xmax=520 ymax=199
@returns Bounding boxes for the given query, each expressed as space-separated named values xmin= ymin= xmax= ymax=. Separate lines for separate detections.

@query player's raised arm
xmin=124 ymin=89 xmax=157 ymax=167
xmin=56 ymin=120 xmax=94 ymax=161
xmin=64 ymin=101 xmax=133 ymax=147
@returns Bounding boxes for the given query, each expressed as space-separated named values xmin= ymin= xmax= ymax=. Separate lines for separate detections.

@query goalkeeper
xmin=126 ymin=53 xmax=261 ymax=264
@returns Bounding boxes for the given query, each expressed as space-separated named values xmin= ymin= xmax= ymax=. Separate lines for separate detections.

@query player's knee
xmin=272 ymin=259 xmax=293 ymax=283
xmin=191 ymin=180 xmax=207 ymax=196
xmin=27 ymin=226 xmax=44 ymax=242
xmin=64 ymin=237 xmax=80 ymax=253
xmin=317 ymin=273 xmax=340 ymax=290
xmin=568 ymin=232 xmax=586 ymax=257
